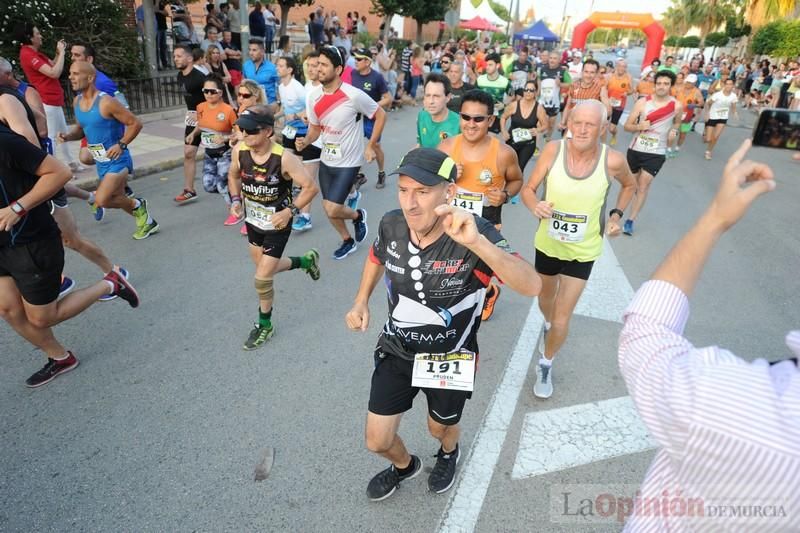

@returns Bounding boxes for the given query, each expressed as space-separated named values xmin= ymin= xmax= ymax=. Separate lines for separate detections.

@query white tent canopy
xmin=459 ymin=0 xmax=508 ymax=28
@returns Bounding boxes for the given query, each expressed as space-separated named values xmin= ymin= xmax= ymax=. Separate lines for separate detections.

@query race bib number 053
xmin=547 ymin=210 xmax=588 ymax=243
xmin=411 ymin=351 xmax=476 ymax=392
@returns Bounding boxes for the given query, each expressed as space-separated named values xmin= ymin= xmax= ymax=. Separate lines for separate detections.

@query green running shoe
xmin=302 ymin=248 xmax=321 ymax=281
xmin=133 ymin=198 xmax=149 ymax=226
xmin=132 ymin=219 xmax=160 ymax=240
xmin=243 ymin=323 xmax=274 ymax=351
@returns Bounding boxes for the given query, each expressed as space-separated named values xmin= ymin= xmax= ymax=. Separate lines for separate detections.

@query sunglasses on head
xmin=242 ymin=127 xmax=263 ymax=135
xmin=460 ymin=113 xmax=489 ymax=123
xmin=203 ymin=88 xmax=221 ymax=94
xmin=237 ymin=92 xmax=253 ymax=98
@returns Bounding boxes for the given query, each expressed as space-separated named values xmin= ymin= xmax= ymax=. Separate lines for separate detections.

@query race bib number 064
xmin=411 ymin=351 xmax=476 ymax=392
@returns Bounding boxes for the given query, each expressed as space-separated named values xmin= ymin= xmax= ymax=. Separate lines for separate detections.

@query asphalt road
xmin=3 ymin=48 xmax=799 ymax=532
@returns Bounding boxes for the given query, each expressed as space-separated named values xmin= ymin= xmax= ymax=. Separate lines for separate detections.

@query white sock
xmin=133 ymin=199 xmax=142 ymax=209
xmin=52 ymin=352 xmax=70 ymax=361
xmin=544 ymin=321 xmax=551 ymax=331
xmin=539 ymin=357 xmax=553 ymax=367
xmin=88 ymin=192 xmax=96 ymax=204
xmin=104 ymin=280 xmax=115 ymax=294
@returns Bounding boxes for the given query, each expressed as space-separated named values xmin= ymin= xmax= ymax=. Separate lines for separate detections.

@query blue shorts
xmin=318 ymin=163 xmax=360 ymax=205
xmin=96 ymin=150 xmax=134 ymax=180
xmin=363 ymin=118 xmax=381 ymax=143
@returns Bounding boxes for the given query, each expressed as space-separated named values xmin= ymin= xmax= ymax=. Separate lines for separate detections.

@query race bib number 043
xmin=547 ymin=210 xmax=588 ymax=243
xmin=411 ymin=351 xmax=476 ymax=392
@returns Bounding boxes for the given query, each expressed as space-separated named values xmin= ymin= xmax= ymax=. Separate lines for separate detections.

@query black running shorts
xmin=534 ymin=248 xmax=594 ymax=281
xmin=610 ymin=108 xmax=624 ymax=125
xmin=369 ymin=349 xmax=472 ymax=426
xmin=281 ymin=135 xmax=322 ymax=162
xmin=626 ymin=149 xmax=666 ymax=178
xmin=184 ymin=125 xmax=201 ymax=147
xmin=705 ymin=119 xmax=728 ymax=127
xmin=50 ymin=189 xmax=68 ymax=209
xmin=246 ymin=224 xmax=291 ymax=258
xmin=544 ymin=106 xmax=559 ymax=117
xmin=0 ymin=236 xmax=65 ymax=305
xmin=318 ymin=163 xmax=360 ymax=205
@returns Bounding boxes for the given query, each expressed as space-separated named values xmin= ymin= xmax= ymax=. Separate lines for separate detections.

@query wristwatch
xmin=503 ymin=190 xmax=510 ymax=204
xmin=10 ymin=201 xmax=27 ymax=217
xmin=118 ymin=142 xmax=127 ymax=151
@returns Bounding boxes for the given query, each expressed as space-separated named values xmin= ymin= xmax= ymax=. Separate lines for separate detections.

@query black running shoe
xmin=376 ymin=171 xmax=386 ymax=189
xmin=355 ymin=173 xmax=368 ymax=190
xmin=428 ymin=444 xmax=460 ymax=494
xmin=367 ymin=455 xmax=422 ymax=502
xmin=103 ymin=269 xmax=140 ymax=308
xmin=25 ymin=352 xmax=79 ymax=388
xmin=354 ymin=208 xmax=368 ymax=243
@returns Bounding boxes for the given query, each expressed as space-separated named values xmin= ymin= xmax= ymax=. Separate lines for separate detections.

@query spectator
xmin=619 ymin=140 xmax=794 ymax=531
xmin=333 ymin=28 xmax=352 ymax=56
xmin=309 ymin=10 xmax=326 ymax=48
xmin=155 ymin=0 xmax=172 ymax=70
xmin=220 ymin=30 xmax=243 ymax=86
xmin=249 ymin=1 xmax=266 ymax=42
xmin=242 ymin=38 xmax=278 ymax=109
xmin=14 ymin=23 xmax=79 ymax=170
xmin=357 ymin=15 xmax=367 ymax=35
xmin=227 ymin=0 xmax=241 ymax=48
xmin=206 ymin=3 xmax=224 ymax=32
xmin=193 ymin=47 xmax=210 ymax=74
xmin=274 ymin=35 xmax=293 ymax=61
xmin=206 ymin=45 xmax=235 ymax=104
xmin=201 ymin=25 xmax=222 ymax=52
xmin=264 ymin=4 xmax=278 ymax=53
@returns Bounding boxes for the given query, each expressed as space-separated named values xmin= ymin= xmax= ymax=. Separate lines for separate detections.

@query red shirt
xmin=19 ymin=45 xmax=65 ymax=106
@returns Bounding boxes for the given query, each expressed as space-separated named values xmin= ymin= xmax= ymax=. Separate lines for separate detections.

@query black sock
xmin=344 ymin=237 xmax=355 ymax=244
xmin=289 ymin=256 xmax=301 ymax=270
xmin=440 ymin=443 xmax=458 ymax=456
xmin=396 ymin=457 xmax=416 ymax=475
xmin=355 ymin=210 xmax=363 ymax=222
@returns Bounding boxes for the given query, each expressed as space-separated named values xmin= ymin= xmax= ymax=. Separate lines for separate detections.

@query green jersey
xmin=417 ymin=109 xmax=461 ymax=148
xmin=477 ymin=74 xmax=510 ymax=115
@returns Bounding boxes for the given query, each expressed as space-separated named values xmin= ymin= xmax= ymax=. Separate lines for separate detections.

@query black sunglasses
xmin=460 ymin=113 xmax=489 ymax=123
xmin=203 ymin=88 xmax=221 ymax=94
xmin=242 ymin=127 xmax=264 ymax=135
xmin=237 ymin=92 xmax=253 ymax=98
xmin=523 ymin=87 xmax=536 ymax=93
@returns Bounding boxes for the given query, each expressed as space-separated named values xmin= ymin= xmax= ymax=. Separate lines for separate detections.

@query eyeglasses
xmin=460 ymin=113 xmax=489 ymax=123
xmin=441 ymin=60 xmax=451 ymax=64
xmin=523 ymin=87 xmax=536 ymax=93
xmin=237 ymin=92 xmax=253 ymax=98
xmin=203 ymin=88 xmax=221 ymax=94
xmin=242 ymin=127 xmax=264 ymax=135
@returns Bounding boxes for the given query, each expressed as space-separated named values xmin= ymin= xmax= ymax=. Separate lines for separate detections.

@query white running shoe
xmin=533 ymin=363 xmax=553 ymax=399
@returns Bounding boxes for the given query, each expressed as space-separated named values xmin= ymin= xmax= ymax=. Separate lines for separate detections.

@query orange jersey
xmin=637 ymin=80 xmax=655 ymax=97
xmin=197 ymin=101 xmax=237 ymax=133
xmin=452 ymin=135 xmax=503 ymax=193
xmin=607 ymin=73 xmax=632 ymax=108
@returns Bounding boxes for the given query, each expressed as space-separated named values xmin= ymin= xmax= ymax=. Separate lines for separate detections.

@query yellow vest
xmin=534 ymin=140 xmax=610 ymax=262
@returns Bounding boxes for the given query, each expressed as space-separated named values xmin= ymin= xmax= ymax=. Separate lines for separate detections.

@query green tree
xmin=0 ymin=0 xmax=142 ymax=78
xmin=276 ymin=0 xmax=315 ymax=37
xmin=705 ymin=32 xmax=730 ymax=47
xmin=750 ymin=20 xmax=782 ymax=54
xmin=725 ymin=15 xmax=752 ymax=38
xmin=487 ymin=0 xmax=511 ymax=22
xmin=678 ymin=35 xmax=701 ymax=48
xmin=664 ymin=35 xmax=681 ymax=47
xmin=403 ymin=0 xmax=452 ymax=43
xmin=746 ymin=0 xmax=799 ymax=28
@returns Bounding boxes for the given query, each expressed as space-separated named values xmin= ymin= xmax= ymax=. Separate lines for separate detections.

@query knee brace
xmin=254 ymin=277 xmax=274 ymax=301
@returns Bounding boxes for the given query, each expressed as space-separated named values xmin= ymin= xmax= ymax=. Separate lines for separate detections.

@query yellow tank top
xmin=534 ymin=140 xmax=610 ymax=262
xmin=452 ymin=135 xmax=503 ymax=193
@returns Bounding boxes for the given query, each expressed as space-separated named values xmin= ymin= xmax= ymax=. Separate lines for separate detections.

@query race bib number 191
xmin=411 ymin=351 xmax=476 ymax=392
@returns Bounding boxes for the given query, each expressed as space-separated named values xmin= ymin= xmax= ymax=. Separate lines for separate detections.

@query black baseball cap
xmin=390 ymin=148 xmax=456 ymax=186
xmin=352 ymin=47 xmax=371 ymax=60
xmin=235 ymin=107 xmax=274 ymax=130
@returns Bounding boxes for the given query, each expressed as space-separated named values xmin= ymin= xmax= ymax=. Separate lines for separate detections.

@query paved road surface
xmin=3 ymin=49 xmax=799 ymax=531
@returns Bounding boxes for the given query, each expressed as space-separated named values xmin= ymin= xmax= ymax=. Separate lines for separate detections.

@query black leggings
xmin=512 ymin=141 xmax=537 ymax=173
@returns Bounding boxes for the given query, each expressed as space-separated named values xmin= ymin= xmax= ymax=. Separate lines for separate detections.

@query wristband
xmin=231 ymin=195 xmax=242 ymax=203
xmin=609 ymin=208 xmax=623 ymax=219
xmin=10 ymin=201 xmax=27 ymax=217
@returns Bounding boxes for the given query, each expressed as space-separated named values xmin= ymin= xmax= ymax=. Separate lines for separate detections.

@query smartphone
xmin=752 ymin=108 xmax=800 ymax=151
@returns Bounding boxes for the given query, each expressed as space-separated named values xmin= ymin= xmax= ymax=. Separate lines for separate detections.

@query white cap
xmin=641 ymin=66 xmax=653 ymax=78
xmin=686 ymin=73 xmax=698 ymax=84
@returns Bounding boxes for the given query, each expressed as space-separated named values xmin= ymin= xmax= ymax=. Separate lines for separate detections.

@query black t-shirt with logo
xmin=369 ymin=209 xmax=513 ymax=361
xmin=0 ymin=125 xmax=59 ymax=247
xmin=447 ymin=82 xmax=477 ymax=113
xmin=177 ymin=68 xmax=207 ymax=110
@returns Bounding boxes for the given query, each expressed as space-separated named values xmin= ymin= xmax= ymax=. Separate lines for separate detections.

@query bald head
xmin=68 ymin=61 xmax=97 ymax=92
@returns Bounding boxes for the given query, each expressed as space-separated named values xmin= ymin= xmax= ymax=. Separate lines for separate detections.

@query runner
xmin=295 ymin=46 xmax=384 ymax=260
xmin=670 ymin=73 xmax=704 ymax=158
xmin=500 ymin=79 xmax=547 ymax=174
xmin=622 ymin=69 xmax=681 ymax=236
xmin=566 ymin=51 xmax=583 ymax=82
xmin=635 ymin=68 xmax=656 ymax=99
xmin=508 ymin=46 xmax=534 ymax=91
xmin=438 ymin=89 xmax=524 ymax=321
xmin=606 ymin=59 xmax=634 ymax=146
xmin=346 ymin=147 xmax=540 ymax=501
xmin=291 ymin=51 xmax=323 ymax=233
xmin=536 ymin=53 xmax=570 ymax=143
xmin=560 ymin=60 xmax=611 ymax=139
xmin=416 ymin=73 xmax=460 ymax=149
xmin=173 ymin=44 xmax=208 ymax=204
xmin=227 ymin=106 xmax=321 ymax=350
xmin=0 ymin=72 xmax=128 ymax=298
xmin=476 ymin=54 xmax=511 ymax=134
xmin=0 ymin=123 xmax=139 ymax=387
xmin=185 ymin=74 xmax=238 ymax=220
xmin=350 ymin=48 xmax=392 ymax=189
xmin=520 ymin=100 xmax=636 ymax=399
xmin=702 ymin=78 xmax=739 ymax=161
xmin=62 ymin=62 xmax=158 ymax=240
xmin=445 ymin=61 xmax=476 ymax=113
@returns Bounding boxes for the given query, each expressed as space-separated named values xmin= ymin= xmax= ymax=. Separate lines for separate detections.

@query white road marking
xmin=511 ymin=396 xmax=656 ymax=480
xmin=437 ymin=241 xmax=636 ymax=533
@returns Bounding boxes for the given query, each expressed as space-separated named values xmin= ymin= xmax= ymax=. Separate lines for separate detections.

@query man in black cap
xmin=345 ymin=147 xmax=541 ymax=501
xmin=227 ymin=105 xmax=321 ymax=351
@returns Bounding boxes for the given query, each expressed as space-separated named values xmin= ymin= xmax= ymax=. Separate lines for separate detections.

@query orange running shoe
xmin=481 ymin=283 xmax=501 ymax=321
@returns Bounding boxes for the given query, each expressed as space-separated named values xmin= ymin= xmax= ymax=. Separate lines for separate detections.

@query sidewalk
xmin=67 ymin=107 xmax=204 ymax=190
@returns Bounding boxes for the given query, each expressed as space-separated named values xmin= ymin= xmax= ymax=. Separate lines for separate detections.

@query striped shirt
xmin=619 ymin=280 xmax=800 ymax=532
xmin=567 ymin=78 xmax=602 ymax=108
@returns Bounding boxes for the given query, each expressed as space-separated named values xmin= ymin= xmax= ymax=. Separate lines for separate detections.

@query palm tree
xmin=746 ymin=0 xmax=798 ymax=26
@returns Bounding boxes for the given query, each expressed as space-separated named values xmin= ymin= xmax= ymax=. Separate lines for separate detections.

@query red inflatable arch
xmin=571 ymin=12 xmax=664 ymax=69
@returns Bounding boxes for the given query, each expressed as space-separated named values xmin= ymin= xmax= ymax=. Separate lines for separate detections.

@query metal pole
xmin=240 ymin=0 xmax=250 ymax=50
xmin=141 ymin=0 xmax=158 ymax=76
xmin=560 ymin=0 xmax=568 ymax=41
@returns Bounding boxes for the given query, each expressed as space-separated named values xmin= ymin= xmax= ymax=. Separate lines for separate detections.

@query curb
xmin=72 ymin=151 xmax=204 ymax=191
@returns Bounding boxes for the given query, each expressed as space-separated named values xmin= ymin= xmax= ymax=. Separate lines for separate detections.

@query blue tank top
xmin=16 ymin=81 xmax=29 ymax=99
xmin=73 ymin=92 xmax=125 ymax=151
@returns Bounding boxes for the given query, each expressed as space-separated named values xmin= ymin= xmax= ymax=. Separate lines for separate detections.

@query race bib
xmin=634 ymin=133 xmax=660 ymax=152
xmin=610 ymin=97 xmax=622 ymax=108
xmin=323 ymin=142 xmax=342 ymax=161
xmin=87 ymin=143 xmax=110 ymax=163
xmin=281 ymin=125 xmax=297 ymax=140
xmin=411 ymin=351 xmax=476 ymax=392
xmin=547 ymin=210 xmax=588 ymax=243
xmin=540 ymin=86 xmax=555 ymax=100
xmin=711 ymin=107 xmax=729 ymax=120
xmin=185 ymin=110 xmax=198 ymax=127
xmin=200 ymin=131 xmax=225 ymax=149
xmin=511 ymin=127 xmax=533 ymax=144
xmin=451 ymin=188 xmax=483 ymax=217
xmin=699 ymin=81 xmax=710 ymax=91
xmin=244 ymin=199 xmax=276 ymax=231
